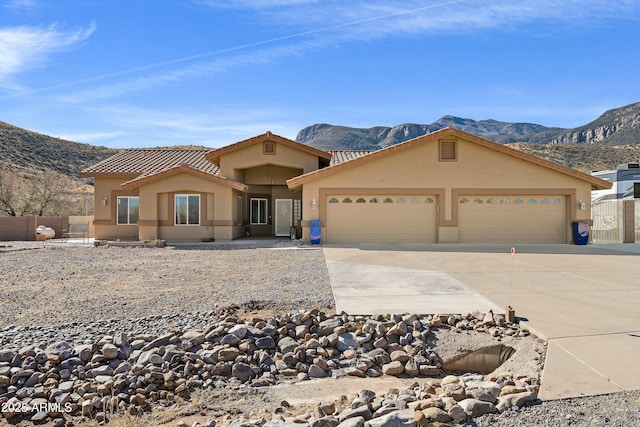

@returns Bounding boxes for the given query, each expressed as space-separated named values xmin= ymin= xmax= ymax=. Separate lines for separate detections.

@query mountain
xmin=0 ymin=121 xmax=118 ymax=180
xmin=296 ymin=118 xmax=566 ymax=151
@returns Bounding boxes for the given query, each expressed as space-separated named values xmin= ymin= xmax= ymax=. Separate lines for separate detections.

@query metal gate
xmin=636 ymin=200 xmax=640 ymax=243
xmin=591 ymin=201 xmax=623 ymax=244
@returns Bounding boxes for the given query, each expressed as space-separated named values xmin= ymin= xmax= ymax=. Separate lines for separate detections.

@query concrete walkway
xmin=323 ymin=243 xmax=640 ymax=400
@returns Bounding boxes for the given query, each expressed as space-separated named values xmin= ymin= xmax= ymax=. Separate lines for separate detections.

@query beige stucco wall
xmin=93 ymin=173 xmax=241 ymax=241
xmin=92 ymin=177 xmax=139 ymax=240
xmin=219 ymin=142 xmax=319 ymax=179
xmin=245 ymin=164 xmax=303 ymax=186
xmin=299 ymin=136 xmax=594 ymax=243
xmin=137 ymin=172 xmax=236 ymax=241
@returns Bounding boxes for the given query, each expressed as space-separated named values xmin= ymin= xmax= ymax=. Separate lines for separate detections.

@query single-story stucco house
xmin=80 ymin=127 xmax=610 ymax=244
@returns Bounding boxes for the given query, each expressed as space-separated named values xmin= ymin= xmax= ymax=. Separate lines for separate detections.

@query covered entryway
xmin=458 ymin=195 xmax=568 ymax=243
xmin=326 ymin=194 xmax=437 ymax=243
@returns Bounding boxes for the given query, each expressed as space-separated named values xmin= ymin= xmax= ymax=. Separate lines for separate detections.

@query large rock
xmin=218 ymin=347 xmax=240 ymax=362
xmin=308 ymin=364 xmax=327 ymax=378
xmin=464 ymin=380 xmax=502 ymax=402
xmin=421 ymin=407 xmax=452 ymax=423
xmin=278 ymin=337 xmax=298 ymax=354
xmin=336 ymin=417 xmax=365 ymax=427
xmin=317 ymin=318 xmax=343 ymax=336
xmin=458 ymin=398 xmax=497 ymax=418
xmin=368 ymin=409 xmax=416 ymax=427
xmin=338 ymin=405 xmax=372 ymax=423
xmin=310 ymin=416 xmax=340 ymax=427
xmin=255 ymin=336 xmax=276 ymax=349
xmin=101 ymin=343 xmax=119 ymax=360
xmin=381 ymin=361 xmax=404 ymax=376
xmin=496 ymin=391 xmax=537 ymax=413
xmin=337 ymin=333 xmax=360 ymax=352
xmin=232 ymin=362 xmax=255 ymax=382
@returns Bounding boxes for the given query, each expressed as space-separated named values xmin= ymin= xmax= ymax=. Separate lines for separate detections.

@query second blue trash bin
xmin=310 ymin=220 xmax=321 ymax=244
xmin=572 ymin=221 xmax=589 ymax=245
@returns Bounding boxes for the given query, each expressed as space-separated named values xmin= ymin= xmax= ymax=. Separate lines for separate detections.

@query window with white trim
xmin=175 ymin=194 xmax=200 ymax=225
xmin=251 ymin=198 xmax=268 ymax=225
xmin=117 ymin=196 xmax=139 ymax=225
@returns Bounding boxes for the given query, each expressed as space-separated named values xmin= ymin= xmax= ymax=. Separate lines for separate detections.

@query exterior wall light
xmin=311 ymin=198 xmax=317 ymax=209
xmin=578 ymin=200 xmax=585 ymax=210
xmin=102 ymin=197 xmax=108 ymax=206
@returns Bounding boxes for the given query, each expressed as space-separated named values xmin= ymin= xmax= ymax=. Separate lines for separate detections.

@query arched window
xmin=425 ymin=198 xmax=434 ymax=204
xmin=410 ymin=197 xmax=421 ymax=204
xmin=397 ymin=197 xmax=407 ymax=204
xmin=328 ymin=197 xmax=339 ymax=203
xmin=474 ymin=198 xmax=484 ymax=204
xmin=554 ymin=198 xmax=564 ymax=205
xmin=383 ymin=197 xmax=393 ymax=203
xmin=356 ymin=198 xmax=366 ymax=203
xmin=527 ymin=198 xmax=537 ymax=204
xmin=487 ymin=198 xmax=496 ymax=204
xmin=369 ymin=197 xmax=379 ymax=203
xmin=342 ymin=197 xmax=352 ymax=203
xmin=460 ymin=198 xmax=470 ymax=204
xmin=514 ymin=198 xmax=524 ymax=204
xmin=541 ymin=198 xmax=551 ymax=205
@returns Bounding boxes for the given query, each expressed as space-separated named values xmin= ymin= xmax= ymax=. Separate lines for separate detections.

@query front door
xmin=275 ymin=199 xmax=293 ymax=236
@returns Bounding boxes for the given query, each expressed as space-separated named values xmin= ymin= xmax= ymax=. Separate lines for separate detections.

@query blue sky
xmin=1 ymin=0 xmax=639 ymax=149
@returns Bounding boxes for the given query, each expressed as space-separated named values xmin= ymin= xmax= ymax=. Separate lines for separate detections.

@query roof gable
xmin=121 ymin=164 xmax=247 ymax=191
xmin=287 ymin=127 xmax=612 ymax=191
xmin=204 ymin=131 xmax=332 ymax=165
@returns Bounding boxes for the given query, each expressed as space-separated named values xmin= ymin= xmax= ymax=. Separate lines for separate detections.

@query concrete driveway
xmin=323 ymin=243 xmax=640 ymax=400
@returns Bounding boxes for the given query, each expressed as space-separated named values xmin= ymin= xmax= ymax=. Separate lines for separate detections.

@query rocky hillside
xmin=297 ymin=102 xmax=640 ymax=170
xmin=507 ymin=143 xmax=640 ymax=172
xmin=0 ymin=121 xmax=118 ymax=180
xmin=550 ymin=102 xmax=640 ymax=145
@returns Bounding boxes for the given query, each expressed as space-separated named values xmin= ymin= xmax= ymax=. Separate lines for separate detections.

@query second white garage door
xmin=326 ymin=195 xmax=437 ymax=243
xmin=458 ymin=195 xmax=567 ymax=243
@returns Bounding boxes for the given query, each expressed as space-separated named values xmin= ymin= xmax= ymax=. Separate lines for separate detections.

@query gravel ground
xmin=0 ymin=245 xmax=333 ymax=325
xmin=1 ymin=243 xmax=639 ymax=426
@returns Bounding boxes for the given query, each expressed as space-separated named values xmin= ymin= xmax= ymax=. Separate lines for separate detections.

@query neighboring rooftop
xmin=329 ymin=150 xmax=374 ymax=166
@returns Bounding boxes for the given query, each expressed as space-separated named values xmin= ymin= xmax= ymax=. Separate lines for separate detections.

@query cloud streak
xmin=18 ymin=1 xmax=640 ymax=101
xmin=0 ymin=22 xmax=96 ymax=85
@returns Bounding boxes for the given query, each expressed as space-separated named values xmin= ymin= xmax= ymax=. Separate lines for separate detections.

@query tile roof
xmin=121 ymin=164 xmax=247 ymax=191
xmin=80 ymin=149 xmax=219 ymax=177
xmin=329 ymin=150 xmax=375 ymax=166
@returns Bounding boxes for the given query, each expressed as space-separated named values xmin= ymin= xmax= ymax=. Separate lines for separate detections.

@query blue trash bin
xmin=310 ymin=220 xmax=321 ymax=244
xmin=572 ymin=221 xmax=589 ymax=245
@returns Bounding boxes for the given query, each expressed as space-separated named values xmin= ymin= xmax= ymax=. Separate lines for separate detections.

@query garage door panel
xmin=459 ymin=196 xmax=567 ymax=244
xmin=327 ymin=195 xmax=436 ymax=243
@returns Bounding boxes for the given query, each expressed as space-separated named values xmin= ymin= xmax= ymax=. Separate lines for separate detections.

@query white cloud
xmin=70 ymin=104 xmax=301 ymax=148
xmin=22 ymin=1 xmax=640 ymax=101
xmin=3 ymin=0 xmax=38 ymax=11
xmin=195 ymin=0 xmax=319 ymax=10
xmin=0 ymin=23 xmax=96 ymax=81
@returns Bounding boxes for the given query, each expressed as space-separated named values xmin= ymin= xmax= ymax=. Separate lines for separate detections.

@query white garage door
xmin=326 ymin=195 xmax=437 ymax=243
xmin=458 ymin=195 xmax=567 ymax=243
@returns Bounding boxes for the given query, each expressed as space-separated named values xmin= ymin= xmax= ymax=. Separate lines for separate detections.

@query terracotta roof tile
xmin=329 ymin=150 xmax=375 ymax=165
xmin=80 ymin=149 xmax=219 ymax=177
